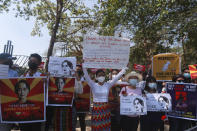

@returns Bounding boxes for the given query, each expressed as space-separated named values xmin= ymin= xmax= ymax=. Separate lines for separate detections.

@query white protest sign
xmin=120 ymin=95 xmax=147 ymax=115
xmin=146 ymin=93 xmax=172 ymax=112
xmin=48 ymin=57 xmax=76 ymax=77
xmin=83 ymin=36 xmax=130 ymax=69
xmin=0 ymin=64 xmax=9 ymax=78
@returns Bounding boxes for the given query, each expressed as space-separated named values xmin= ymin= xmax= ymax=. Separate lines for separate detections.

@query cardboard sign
xmin=152 ymin=53 xmax=181 ymax=81
xmin=48 ymin=57 xmax=76 ymax=77
xmin=167 ymin=82 xmax=197 ymax=120
xmin=47 ymin=77 xmax=75 ymax=106
xmin=83 ymin=36 xmax=130 ymax=69
xmin=120 ymin=95 xmax=147 ymax=116
xmin=146 ymin=93 xmax=172 ymax=112
xmin=0 ymin=77 xmax=46 ymax=123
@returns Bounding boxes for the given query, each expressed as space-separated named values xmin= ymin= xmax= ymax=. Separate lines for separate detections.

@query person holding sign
xmin=140 ymin=76 xmax=164 ymax=131
xmin=82 ymin=65 xmax=127 ymax=131
xmin=119 ymin=71 xmax=143 ymax=131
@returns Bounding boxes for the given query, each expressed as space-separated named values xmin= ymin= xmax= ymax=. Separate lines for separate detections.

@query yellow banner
xmin=152 ymin=53 xmax=180 ymax=81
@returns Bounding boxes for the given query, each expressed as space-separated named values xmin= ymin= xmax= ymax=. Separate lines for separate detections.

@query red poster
xmin=48 ymin=77 xmax=75 ymax=106
xmin=75 ymin=82 xmax=90 ymax=113
xmin=0 ymin=77 xmax=46 ymax=123
xmin=133 ymin=64 xmax=146 ymax=72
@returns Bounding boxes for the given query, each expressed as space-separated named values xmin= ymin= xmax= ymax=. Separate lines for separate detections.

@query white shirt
xmin=83 ymin=67 xmax=127 ymax=103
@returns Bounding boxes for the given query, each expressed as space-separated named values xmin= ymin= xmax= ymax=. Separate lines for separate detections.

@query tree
xmin=7 ymin=0 xmax=93 ymax=70
xmin=97 ymin=0 xmax=197 ymax=67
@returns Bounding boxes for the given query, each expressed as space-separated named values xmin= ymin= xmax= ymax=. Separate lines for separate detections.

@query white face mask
xmin=96 ymin=76 xmax=105 ymax=83
xmin=129 ymin=79 xmax=138 ymax=86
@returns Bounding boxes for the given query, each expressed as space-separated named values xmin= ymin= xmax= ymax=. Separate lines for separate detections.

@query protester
xmin=119 ymin=71 xmax=142 ymax=131
xmin=0 ymin=53 xmax=18 ymax=131
xmin=23 ymin=53 xmax=44 ymax=77
xmin=20 ymin=53 xmax=43 ymax=131
xmin=169 ymin=74 xmax=191 ymax=131
xmin=140 ymin=76 xmax=164 ymax=131
xmin=73 ymin=64 xmax=87 ymax=131
xmin=109 ymin=69 xmax=129 ymax=131
xmin=82 ymin=65 xmax=127 ymax=130
xmin=0 ymin=53 xmax=18 ymax=77
xmin=182 ymin=67 xmax=191 ymax=83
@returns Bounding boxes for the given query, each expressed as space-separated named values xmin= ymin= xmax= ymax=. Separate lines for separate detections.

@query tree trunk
xmin=45 ymin=0 xmax=63 ymax=72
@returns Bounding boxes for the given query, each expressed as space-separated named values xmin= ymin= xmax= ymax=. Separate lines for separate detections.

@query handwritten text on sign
xmin=83 ymin=36 xmax=130 ymax=69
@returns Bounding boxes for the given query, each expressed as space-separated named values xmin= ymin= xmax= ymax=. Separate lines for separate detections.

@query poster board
xmin=48 ymin=57 xmax=76 ymax=77
xmin=167 ymin=82 xmax=197 ymax=120
xmin=152 ymin=53 xmax=181 ymax=81
xmin=83 ymin=36 xmax=130 ymax=69
xmin=120 ymin=95 xmax=147 ymax=116
xmin=47 ymin=77 xmax=75 ymax=106
xmin=0 ymin=77 xmax=46 ymax=123
xmin=146 ymin=93 xmax=172 ymax=112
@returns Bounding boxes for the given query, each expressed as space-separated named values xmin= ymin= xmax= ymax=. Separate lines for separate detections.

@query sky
xmin=0 ymin=0 xmax=98 ymax=56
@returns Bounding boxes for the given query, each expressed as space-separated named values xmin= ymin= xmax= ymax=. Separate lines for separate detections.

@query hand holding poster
xmin=167 ymin=82 xmax=197 ymax=120
xmin=146 ymin=93 xmax=172 ymax=112
xmin=83 ymin=36 xmax=130 ymax=69
xmin=48 ymin=57 xmax=76 ymax=77
xmin=0 ymin=77 xmax=46 ymax=123
xmin=47 ymin=77 xmax=75 ymax=106
xmin=120 ymin=95 xmax=147 ymax=116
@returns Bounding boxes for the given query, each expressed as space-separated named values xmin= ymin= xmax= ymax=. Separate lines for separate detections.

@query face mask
xmin=148 ymin=83 xmax=157 ymax=89
xmin=129 ymin=79 xmax=138 ymax=86
xmin=112 ymin=75 xmax=116 ymax=79
xmin=183 ymin=73 xmax=191 ymax=78
xmin=96 ymin=76 xmax=105 ymax=83
xmin=28 ymin=62 xmax=38 ymax=70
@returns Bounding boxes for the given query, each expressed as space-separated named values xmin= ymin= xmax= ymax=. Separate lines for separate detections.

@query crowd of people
xmin=0 ymin=52 xmax=197 ymax=131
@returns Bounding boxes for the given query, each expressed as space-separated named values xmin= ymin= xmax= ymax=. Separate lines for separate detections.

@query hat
xmin=125 ymin=71 xmax=142 ymax=81
xmin=0 ymin=53 xmax=16 ymax=60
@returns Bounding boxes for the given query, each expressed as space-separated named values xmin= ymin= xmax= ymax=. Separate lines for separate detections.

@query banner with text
xmin=152 ymin=53 xmax=181 ymax=81
xmin=48 ymin=77 xmax=75 ymax=106
xmin=0 ymin=77 xmax=46 ymax=123
xmin=83 ymin=36 xmax=130 ymax=69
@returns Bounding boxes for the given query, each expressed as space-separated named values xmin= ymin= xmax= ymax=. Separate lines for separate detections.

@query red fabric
xmin=133 ymin=64 xmax=146 ymax=72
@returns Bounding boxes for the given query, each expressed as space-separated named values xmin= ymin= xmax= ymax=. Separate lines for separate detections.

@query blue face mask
xmin=183 ymin=73 xmax=191 ymax=78
xmin=148 ymin=83 xmax=157 ymax=89
xmin=129 ymin=79 xmax=138 ymax=86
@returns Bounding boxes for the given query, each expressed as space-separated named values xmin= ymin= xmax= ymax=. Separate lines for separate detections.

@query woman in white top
xmin=83 ymin=67 xmax=127 ymax=131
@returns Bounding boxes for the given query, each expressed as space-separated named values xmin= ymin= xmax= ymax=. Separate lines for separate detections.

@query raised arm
xmin=109 ymin=67 xmax=127 ymax=88
xmin=82 ymin=67 xmax=94 ymax=88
